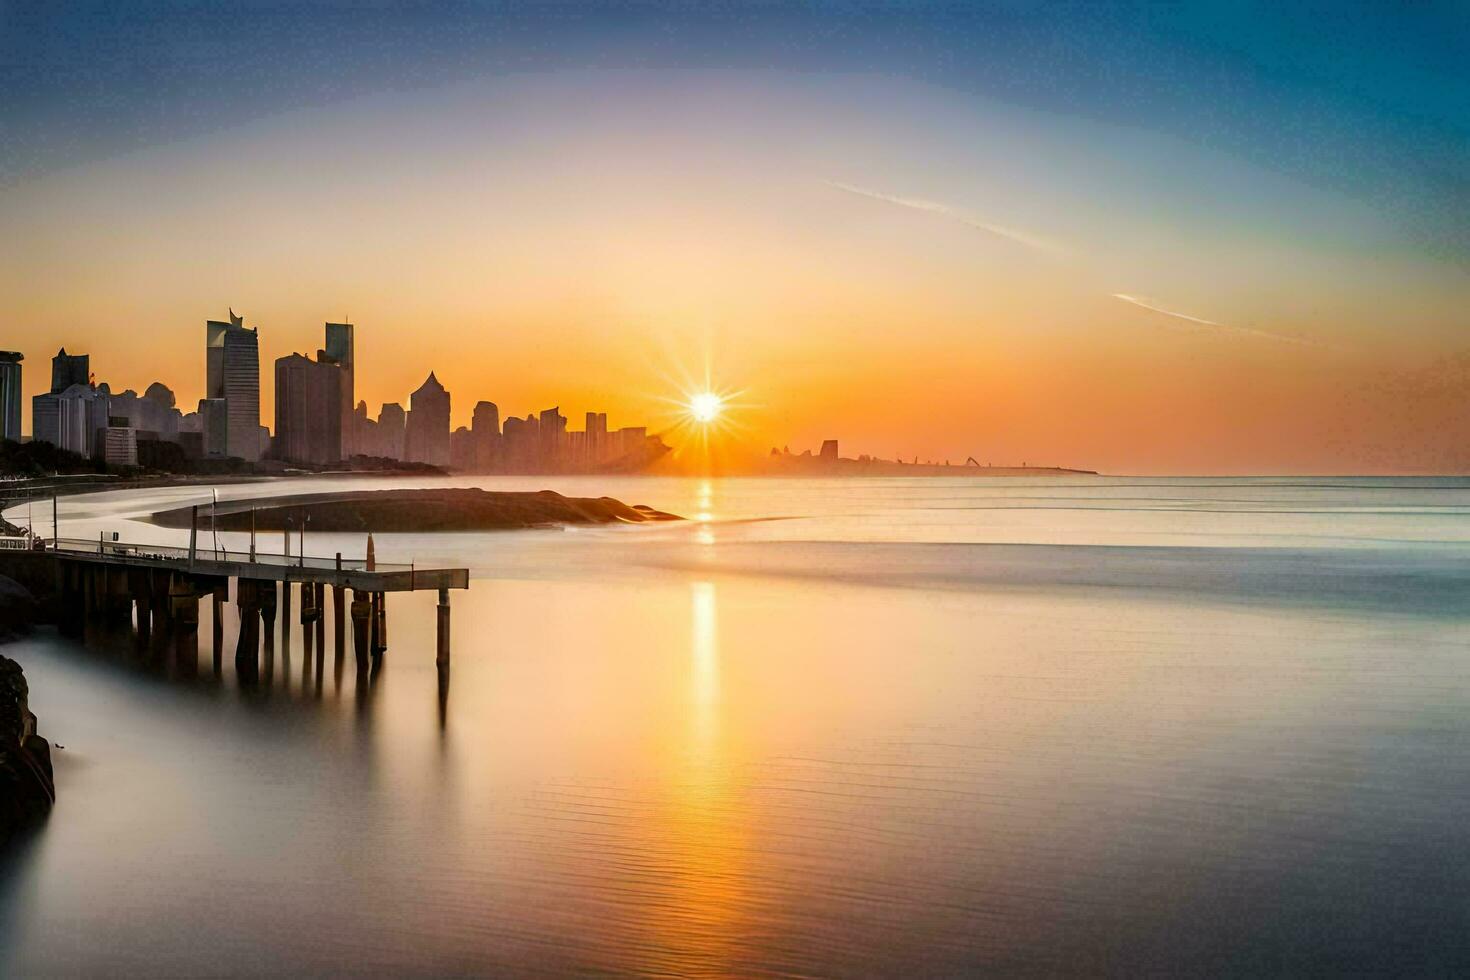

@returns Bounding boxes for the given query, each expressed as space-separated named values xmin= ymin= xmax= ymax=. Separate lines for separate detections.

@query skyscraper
xmin=321 ymin=321 xmax=354 ymax=456
xmin=586 ymin=411 xmax=608 ymax=464
xmin=205 ymin=311 xmax=261 ymax=461
xmin=450 ymin=426 xmax=475 ymax=471
xmin=31 ymin=393 xmax=59 ymax=448
xmin=34 ymin=348 xmax=93 ymax=448
xmin=274 ymin=353 xmax=343 ymax=465
xmin=472 ymin=400 xmax=501 ymax=471
xmin=57 ymin=383 xmax=109 ymax=457
xmin=501 ymin=415 xmax=533 ymax=470
xmin=0 ymin=351 xmax=21 ymax=442
xmin=378 ymin=403 xmax=406 ymax=460
xmin=199 ymin=398 xmax=228 ymax=458
xmin=50 ymin=348 xmax=88 ymax=393
xmin=538 ymin=407 xmax=567 ymax=468
xmin=405 ymin=373 xmax=450 ymax=466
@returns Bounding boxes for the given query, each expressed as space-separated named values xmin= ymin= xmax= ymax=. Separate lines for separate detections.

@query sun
xmin=689 ymin=392 xmax=723 ymax=423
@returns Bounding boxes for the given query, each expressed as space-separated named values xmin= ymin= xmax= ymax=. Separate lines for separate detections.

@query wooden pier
xmin=22 ymin=524 xmax=468 ymax=679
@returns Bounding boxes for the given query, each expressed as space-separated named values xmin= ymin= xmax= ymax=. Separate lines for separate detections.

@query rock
xmin=0 ymin=574 xmax=38 ymax=643
xmin=0 ymin=655 xmax=54 ymax=846
xmin=150 ymin=488 xmax=683 ymax=532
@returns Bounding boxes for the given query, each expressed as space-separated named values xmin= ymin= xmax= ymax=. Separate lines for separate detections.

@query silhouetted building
xmin=472 ymin=401 xmax=500 ymax=471
xmin=502 ymin=413 xmax=539 ymax=470
xmin=586 ymin=411 xmax=609 ymax=464
xmin=34 ymin=347 xmax=93 ymax=448
xmin=104 ymin=385 xmax=181 ymax=442
xmin=378 ymin=402 xmax=406 ymax=460
xmin=274 ymin=353 xmax=343 ymax=465
xmin=200 ymin=398 xmax=228 ymax=459
xmin=50 ymin=348 xmax=88 ymax=393
xmin=138 ymin=382 xmax=183 ymax=440
xmin=567 ymin=429 xmax=588 ymax=466
xmin=820 ymin=439 xmax=838 ymax=460
xmin=101 ymin=416 xmax=137 ymax=468
xmin=57 ymin=383 xmax=109 ymax=457
xmin=205 ymin=311 xmax=261 ymax=461
xmin=321 ymin=321 xmax=355 ymax=455
xmin=0 ymin=351 xmax=21 ymax=442
xmin=405 ymin=373 xmax=450 ymax=466
xmin=538 ymin=407 xmax=567 ymax=467
xmin=617 ymin=426 xmax=647 ymax=459
xmin=450 ymin=426 xmax=475 ymax=471
xmin=31 ymin=393 xmax=59 ymax=447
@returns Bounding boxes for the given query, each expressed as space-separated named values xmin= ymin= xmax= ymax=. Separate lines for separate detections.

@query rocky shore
xmin=149 ymin=487 xmax=682 ymax=532
xmin=0 ymin=654 xmax=54 ymax=846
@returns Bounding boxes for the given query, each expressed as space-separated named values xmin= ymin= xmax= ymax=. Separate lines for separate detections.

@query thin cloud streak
xmin=824 ymin=180 xmax=1063 ymax=254
xmin=826 ymin=179 xmax=1333 ymax=351
xmin=1110 ymin=293 xmax=1328 ymax=348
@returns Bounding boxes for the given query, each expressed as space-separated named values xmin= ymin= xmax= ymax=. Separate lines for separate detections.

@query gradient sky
xmin=2 ymin=1 xmax=1468 ymax=473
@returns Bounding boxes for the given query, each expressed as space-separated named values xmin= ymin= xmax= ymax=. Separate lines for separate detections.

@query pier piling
xmin=281 ymin=578 xmax=292 ymax=653
xmin=211 ymin=589 xmax=224 ymax=674
xmin=331 ymin=585 xmax=344 ymax=660
xmin=314 ymin=582 xmax=326 ymax=652
xmin=350 ymin=591 xmax=371 ymax=674
xmin=235 ymin=578 xmax=261 ymax=685
xmin=436 ymin=588 xmax=450 ymax=667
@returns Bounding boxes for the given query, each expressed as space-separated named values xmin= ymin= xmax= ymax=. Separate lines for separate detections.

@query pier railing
xmin=51 ymin=536 xmax=414 ymax=574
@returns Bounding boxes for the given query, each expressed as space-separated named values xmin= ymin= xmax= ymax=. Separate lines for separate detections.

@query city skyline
xmin=9 ymin=314 xmax=673 ymax=475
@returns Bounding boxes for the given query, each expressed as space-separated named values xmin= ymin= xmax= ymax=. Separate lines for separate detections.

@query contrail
xmin=824 ymin=180 xmax=1063 ymax=255
xmin=1111 ymin=293 xmax=1326 ymax=348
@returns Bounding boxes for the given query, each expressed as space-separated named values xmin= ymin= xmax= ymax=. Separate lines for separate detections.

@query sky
xmin=1 ymin=1 xmax=1468 ymax=474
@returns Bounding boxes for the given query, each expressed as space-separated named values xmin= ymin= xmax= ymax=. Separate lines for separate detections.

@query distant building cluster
xmin=273 ymin=320 xmax=663 ymax=472
xmin=11 ymin=311 xmax=669 ymax=474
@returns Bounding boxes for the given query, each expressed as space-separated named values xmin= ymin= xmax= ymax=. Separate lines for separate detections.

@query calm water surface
xmin=2 ymin=475 xmax=1469 ymax=975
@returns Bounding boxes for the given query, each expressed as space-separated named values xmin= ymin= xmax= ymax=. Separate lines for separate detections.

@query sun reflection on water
xmin=695 ymin=479 xmax=715 ymax=545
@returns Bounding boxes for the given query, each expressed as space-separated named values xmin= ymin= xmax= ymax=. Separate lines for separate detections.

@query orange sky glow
xmin=2 ymin=73 xmax=1466 ymax=474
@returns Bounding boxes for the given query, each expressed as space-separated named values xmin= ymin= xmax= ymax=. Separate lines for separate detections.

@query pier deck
xmin=50 ymin=536 xmax=469 ymax=593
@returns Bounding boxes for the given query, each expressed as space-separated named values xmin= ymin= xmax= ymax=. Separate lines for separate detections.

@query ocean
xmin=2 ymin=475 xmax=1469 ymax=975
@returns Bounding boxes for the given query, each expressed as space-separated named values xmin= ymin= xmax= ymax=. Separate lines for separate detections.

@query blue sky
xmin=4 ymin=1 xmax=1467 ymax=258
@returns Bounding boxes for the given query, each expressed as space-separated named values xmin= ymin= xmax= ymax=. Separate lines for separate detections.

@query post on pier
xmin=151 ymin=570 xmax=173 ymax=637
xmin=314 ymin=583 xmax=326 ymax=651
xmin=280 ymin=575 xmax=292 ymax=653
xmin=130 ymin=568 xmax=151 ymax=646
xmin=436 ymin=587 xmax=451 ymax=667
xmin=366 ymin=592 xmax=377 ymax=652
xmin=350 ymin=589 xmax=371 ymax=674
xmin=260 ymin=580 xmax=277 ymax=677
xmin=372 ymin=592 xmax=387 ymax=655
xmin=332 ymin=584 xmax=345 ymax=659
xmin=189 ymin=505 xmax=199 ymax=569
xmin=235 ymin=578 xmax=261 ymax=686
xmin=211 ymin=588 xmax=224 ymax=676
xmin=299 ymin=580 xmax=315 ymax=660
xmin=170 ymin=577 xmax=200 ymax=678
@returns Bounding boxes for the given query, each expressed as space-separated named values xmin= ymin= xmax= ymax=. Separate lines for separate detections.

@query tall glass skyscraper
xmin=322 ymin=321 xmax=354 ymax=456
xmin=205 ymin=310 xmax=261 ymax=461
